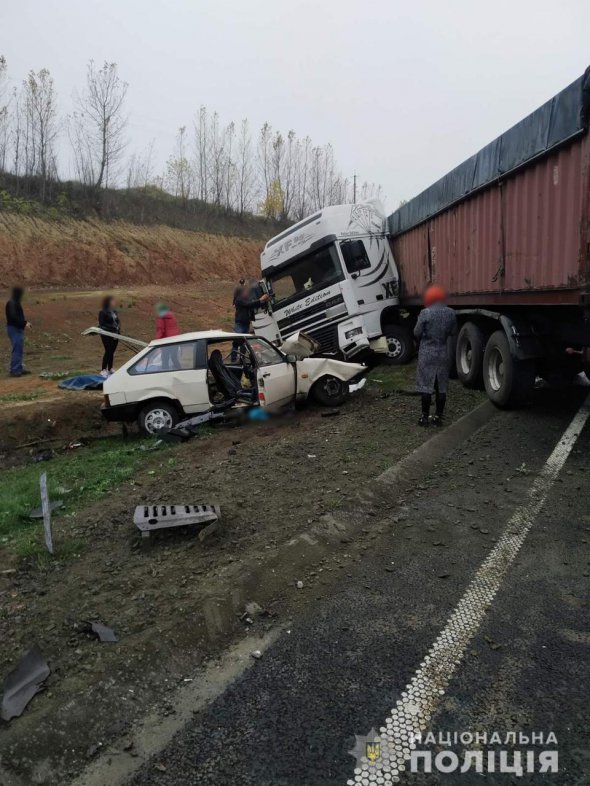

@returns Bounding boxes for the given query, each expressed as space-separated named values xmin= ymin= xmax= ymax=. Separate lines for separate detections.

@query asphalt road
xmin=130 ymin=387 xmax=590 ymax=786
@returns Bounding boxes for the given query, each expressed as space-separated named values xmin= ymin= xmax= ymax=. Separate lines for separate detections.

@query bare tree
xmin=194 ymin=105 xmax=209 ymax=201
xmin=20 ymin=68 xmax=58 ymax=199
xmin=0 ymin=56 xmax=9 ymax=173
xmin=257 ymin=121 xmax=273 ymax=208
xmin=126 ymin=139 xmax=156 ymax=190
xmin=235 ymin=118 xmax=255 ymax=215
xmin=70 ymin=60 xmax=128 ymax=190
xmin=165 ymin=126 xmax=192 ymax=206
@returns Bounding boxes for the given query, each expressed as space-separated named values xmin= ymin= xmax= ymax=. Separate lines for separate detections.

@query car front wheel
xmin=311 ymin=375 xmax=349 ymax=406
xmin=139 ymin=401 xmax=180 ymax=435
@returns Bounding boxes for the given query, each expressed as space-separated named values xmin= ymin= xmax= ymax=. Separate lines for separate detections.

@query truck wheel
xmin=456 ymin=321 xmax=486 ymax=388
xmin=382 ymin=326 xmax=414 ymax=365
xmin=139 ymin=401 xmax=180 ymax=435
xmin=311 ymin=375 xmax=349 ymax=406
xmin=483 ymin=330 xmax=535 ymax=407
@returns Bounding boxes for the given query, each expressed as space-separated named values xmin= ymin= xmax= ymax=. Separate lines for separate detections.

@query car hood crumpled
xmin=296 ymin=356 xmax=366 ymax=383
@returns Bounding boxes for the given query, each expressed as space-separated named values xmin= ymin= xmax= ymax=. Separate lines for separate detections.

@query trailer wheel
xmin=139 ymin=400 xmax=180 ymax=435
xmin=456 ymin=322 xmax=486 ymax=388
xmin=311 ymin=375 xmax=349 ymax=406
xmin=483 ymin=330 xmax=535 ymax=407
xmin=382 ymin=326 xmax=414 ymax=365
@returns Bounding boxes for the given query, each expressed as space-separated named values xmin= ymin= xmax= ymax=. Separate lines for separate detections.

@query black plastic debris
xmin=1 ymin=645 xmax=50 ymax=721
xmin=161 ymin=409 xmax=226 ymax=443
xmin=28 ymin=500 xmax=63 ymax=519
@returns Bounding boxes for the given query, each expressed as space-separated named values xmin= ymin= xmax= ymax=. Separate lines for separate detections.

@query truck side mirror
xmin=285 ymin=354 xmax=297 ymax=363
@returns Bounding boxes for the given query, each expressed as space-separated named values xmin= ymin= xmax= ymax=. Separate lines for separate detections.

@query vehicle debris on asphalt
xmin=0 ymin=645 xmax=50 ymax=722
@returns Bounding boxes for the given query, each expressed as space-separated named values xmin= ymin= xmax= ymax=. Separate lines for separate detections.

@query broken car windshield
xmin=268 ymin=244 xmax=343 ymax=306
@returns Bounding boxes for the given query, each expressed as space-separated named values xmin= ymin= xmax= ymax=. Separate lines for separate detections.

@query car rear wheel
xmin=139 ymin=401 xmax=180 ymax=435
xmin=311 ymin=375 xmax=349 ymax=406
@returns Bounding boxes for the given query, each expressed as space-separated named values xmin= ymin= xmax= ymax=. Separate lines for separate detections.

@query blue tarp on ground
xmin=58 ymin=374 xmax=104 ymax=391
xmin=388 ymin=70 xmax=588 ymax=237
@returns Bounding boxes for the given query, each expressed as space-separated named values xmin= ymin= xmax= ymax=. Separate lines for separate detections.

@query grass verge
xmin=0 ymin=436 xmax=170 ymax=563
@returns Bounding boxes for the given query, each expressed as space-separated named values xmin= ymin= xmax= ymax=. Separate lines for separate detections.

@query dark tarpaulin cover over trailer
xmin=388 ymin=69 xmax=589 ymax=237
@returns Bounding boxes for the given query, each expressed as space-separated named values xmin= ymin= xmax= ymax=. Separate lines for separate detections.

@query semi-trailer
xmin=255 ymin=66 xmax=590 ymax=406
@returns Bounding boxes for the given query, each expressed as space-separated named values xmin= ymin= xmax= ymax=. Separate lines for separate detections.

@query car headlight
xmin=345 ymin=326 xmax=364 ymax=340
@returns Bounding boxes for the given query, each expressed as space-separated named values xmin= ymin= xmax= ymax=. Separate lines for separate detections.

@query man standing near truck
xmin=414 ymin=285 xmax=458 ymax=426
xmin=231 ymin=283 xmax=268 ymax=361
xmin=5 ymin=286 xmax=32 ymax=377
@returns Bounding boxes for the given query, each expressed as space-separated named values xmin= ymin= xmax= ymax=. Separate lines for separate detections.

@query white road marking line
xmin=347 ymin=395 xmax=590 ymax=785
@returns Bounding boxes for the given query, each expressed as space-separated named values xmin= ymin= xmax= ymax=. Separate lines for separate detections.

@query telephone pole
xmin=353 ymin=173 xmax=357 ymax=204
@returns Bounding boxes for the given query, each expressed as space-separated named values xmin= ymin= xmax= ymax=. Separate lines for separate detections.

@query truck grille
xmin=307 ymin=323 xmax=340 ymax=354
xmin=277 ymin=294 xmax=344 ymax=332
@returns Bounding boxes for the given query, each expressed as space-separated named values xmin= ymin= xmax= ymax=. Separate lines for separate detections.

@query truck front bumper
xmin=338 ymin=317 xmax=370 ymax=358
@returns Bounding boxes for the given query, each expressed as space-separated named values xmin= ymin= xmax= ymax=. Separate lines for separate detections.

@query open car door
xmin=247 ymin=337 xmax=296 ymax=409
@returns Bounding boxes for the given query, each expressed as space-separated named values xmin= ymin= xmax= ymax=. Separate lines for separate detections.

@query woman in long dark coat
xmin=414 ymin=285 xmax=458 ymax=426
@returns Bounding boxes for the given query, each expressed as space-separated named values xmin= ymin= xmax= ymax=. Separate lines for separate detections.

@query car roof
xmin=149 ymin=330 xmax=253 ymax=347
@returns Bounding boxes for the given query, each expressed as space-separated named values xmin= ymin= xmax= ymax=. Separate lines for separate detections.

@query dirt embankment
xmin=0 ymin=213 xmax=263 ymax=288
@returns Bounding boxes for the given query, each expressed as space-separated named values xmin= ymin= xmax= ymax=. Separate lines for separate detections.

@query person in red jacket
xmin=155 ymin=303 xmax=180 ymax=339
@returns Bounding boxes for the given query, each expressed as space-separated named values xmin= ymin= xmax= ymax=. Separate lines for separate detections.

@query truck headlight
xmin=345 ymin=326 xmax=364 ymax=340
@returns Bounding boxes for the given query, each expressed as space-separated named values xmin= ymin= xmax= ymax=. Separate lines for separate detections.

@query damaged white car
xmin=84 ymin=328 xmax=366 ymax=435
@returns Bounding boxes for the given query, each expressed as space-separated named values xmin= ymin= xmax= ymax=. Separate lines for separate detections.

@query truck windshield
xmin=268 ymin=244 xmax=343 ymax=306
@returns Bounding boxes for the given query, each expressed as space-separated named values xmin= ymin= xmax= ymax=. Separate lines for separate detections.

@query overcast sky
xmin=1 ymin=0 xmax=589 ymax=211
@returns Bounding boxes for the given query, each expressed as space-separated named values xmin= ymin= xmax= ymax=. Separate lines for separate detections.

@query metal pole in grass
xmin=39 ymin=472 xmax=54 ymax=555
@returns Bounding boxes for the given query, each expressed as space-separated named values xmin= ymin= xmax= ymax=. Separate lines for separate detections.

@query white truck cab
xmin=254 ymin=201 xmax=412 ymax=363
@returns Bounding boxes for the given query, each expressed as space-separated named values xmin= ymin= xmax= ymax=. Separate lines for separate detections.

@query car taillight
xmin=258 ymin=391 xmax=266 ymax=405
xmin=103 ymin=394 xmax=110 ymax=406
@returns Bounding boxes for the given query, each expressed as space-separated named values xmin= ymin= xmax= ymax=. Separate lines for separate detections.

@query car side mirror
xmin=285 ymin=354 xmax=297 ymax=363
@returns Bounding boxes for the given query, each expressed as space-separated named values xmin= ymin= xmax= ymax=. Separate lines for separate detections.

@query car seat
xmin=208 ymin=349 xmax=256 ymax=403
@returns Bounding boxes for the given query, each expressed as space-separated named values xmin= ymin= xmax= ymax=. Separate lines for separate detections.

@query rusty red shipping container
xmin=391 ymin=131 xmax=590 ymax=307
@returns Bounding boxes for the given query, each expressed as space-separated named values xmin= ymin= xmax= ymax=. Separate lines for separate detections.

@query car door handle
xmin=262 ymin=372 xmax=271 ymax=378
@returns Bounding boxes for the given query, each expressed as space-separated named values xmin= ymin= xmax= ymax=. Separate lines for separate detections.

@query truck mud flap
xmin=133 ymin=504 xmax=221 ymax=539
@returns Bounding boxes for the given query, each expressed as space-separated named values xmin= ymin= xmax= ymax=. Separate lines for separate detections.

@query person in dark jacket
xmin=414 ymin=284 xmax=458 ymax=427
xmin=98 ymin=295 xmax=120 ymax=377
xmin=231 ymin=284 xmax=268 ymax=361
xmin=5 ymin=286 xmax=31 ymax=376
xmin=232 ymin=278 xmax=246 ymax=306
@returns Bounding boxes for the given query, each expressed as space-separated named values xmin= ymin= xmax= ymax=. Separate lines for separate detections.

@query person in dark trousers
xmin=5 ymin=287 xmax=31 ymax=377
xmin=98 ymin=295 xmax=120 ymax=377
xmin=414 ymin=284 xmax=458 ymax=427
xmin=231 ymin=284 xmax=268 ymax=361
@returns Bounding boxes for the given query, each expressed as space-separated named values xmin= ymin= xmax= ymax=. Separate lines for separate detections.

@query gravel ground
xmin=0 ymin=368 xmax=483 ymax=784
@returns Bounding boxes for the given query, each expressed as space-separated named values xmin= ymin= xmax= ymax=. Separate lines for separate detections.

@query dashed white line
xmin=347 ymin=395 xmax=590 ymax=784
